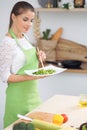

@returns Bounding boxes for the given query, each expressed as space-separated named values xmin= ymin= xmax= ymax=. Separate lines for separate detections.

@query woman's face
xmin=12 ymin=10 xmax=35 ymax=33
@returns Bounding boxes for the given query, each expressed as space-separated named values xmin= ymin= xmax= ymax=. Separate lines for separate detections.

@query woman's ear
xmin=12 ymin=13 xmax=16 ymax=22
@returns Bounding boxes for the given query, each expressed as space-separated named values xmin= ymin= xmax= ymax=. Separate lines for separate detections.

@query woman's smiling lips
xmin=24 ymin=27 xmax=29 ymax=31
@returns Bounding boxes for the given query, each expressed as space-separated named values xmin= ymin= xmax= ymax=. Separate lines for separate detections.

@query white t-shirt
xmin=0 ymin=35 xmax=33 ymax=83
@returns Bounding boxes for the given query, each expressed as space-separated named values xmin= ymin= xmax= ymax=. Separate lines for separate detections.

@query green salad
xmin=33 ymin=69 xmax=56 ymax=75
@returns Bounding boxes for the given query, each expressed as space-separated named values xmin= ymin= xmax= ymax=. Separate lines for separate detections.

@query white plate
xmin=24 ymin=65 xmax=67 ymax=77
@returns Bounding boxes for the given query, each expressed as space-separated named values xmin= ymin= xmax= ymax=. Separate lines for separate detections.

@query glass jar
xmin=79 ymin=94 xmax=87 ymax=107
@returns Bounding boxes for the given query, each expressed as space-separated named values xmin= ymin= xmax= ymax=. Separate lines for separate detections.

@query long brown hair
xmin=9 ymin=1 xmax=35 ymax=29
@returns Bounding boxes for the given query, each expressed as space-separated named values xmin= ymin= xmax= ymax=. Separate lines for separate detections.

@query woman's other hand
xmin=37 ymin=50 xmax=46 ymax=62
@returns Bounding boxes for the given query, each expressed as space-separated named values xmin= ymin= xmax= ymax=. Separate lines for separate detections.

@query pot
xmin=60 ymin=60 xmax=82 ymax=69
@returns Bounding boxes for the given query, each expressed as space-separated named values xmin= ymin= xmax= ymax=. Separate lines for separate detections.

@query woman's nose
xmin=27 ymin=21 xmax=33 ymax=26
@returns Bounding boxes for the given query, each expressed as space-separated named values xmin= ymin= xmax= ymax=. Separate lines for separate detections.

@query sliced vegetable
xmin=33 ymin=69 xmax=56 ymax=75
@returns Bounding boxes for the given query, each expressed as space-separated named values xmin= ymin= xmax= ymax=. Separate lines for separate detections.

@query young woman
xmin=0 ymin=1 xmax=46 ymax=128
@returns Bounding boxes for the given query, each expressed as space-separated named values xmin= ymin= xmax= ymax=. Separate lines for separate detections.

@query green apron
xmin=4 ymin=30 xmax=41 ymax=128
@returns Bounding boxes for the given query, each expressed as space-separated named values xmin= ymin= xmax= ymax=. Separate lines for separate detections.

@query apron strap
xmin=9 ymin=28 xmax=25 ymax=51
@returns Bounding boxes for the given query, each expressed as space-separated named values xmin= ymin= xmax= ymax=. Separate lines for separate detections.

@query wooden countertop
xmin=4 ymin=94 xmax=87 ymax=130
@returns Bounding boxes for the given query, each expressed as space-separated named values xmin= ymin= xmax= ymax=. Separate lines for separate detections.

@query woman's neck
xmin=10 ymin=27 xmax=23 ymax=38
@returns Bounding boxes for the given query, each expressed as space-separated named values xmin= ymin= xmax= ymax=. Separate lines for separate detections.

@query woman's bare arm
xmin=7 ymin=74 xmax=39 ymax=83
xmin=8 ymin=74 xmax=40 ymax=83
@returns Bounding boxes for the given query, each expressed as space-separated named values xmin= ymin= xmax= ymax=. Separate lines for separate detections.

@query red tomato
xmin=61 ymin=114 xmax=68 ymax=123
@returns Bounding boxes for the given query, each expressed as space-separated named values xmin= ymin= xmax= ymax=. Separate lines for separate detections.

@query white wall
xmin=39 ymin=12 xmax=87 ymax=45
xmin=0 ymin=0 xmax=87 ymax=129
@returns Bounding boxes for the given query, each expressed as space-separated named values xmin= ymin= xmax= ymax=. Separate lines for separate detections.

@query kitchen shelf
xmin=36 ymin=8 xmax=87 ymax=12
xmin=36 ymin=7 xmax=87 ymax=73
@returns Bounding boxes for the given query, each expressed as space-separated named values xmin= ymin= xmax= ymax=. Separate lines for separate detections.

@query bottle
xmin=45 ymin=0 xmax=53 ymax=8
xmin=53 ymin=0 xmax=58 ymax=8
xmin=58 ymin=0 xmax=62 ymax=8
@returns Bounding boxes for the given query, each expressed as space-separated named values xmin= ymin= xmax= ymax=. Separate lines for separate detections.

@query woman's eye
xmin=31 ymin=19 xmax=34 ymax=23
xmin=23 ymin=18 xmax=34 ymax=23
xmin=23 ymin=17 xmax=28 ymax=21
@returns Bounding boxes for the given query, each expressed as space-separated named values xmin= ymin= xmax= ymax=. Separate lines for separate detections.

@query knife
xmin=17 ymin=114 xmax=32 ymax=121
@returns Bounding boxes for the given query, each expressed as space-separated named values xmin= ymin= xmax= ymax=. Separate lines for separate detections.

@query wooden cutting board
xmin=16 ymin=111 xmax=54 ymax=124
xmin=16 ymin=112 xmax=77 ymax=130
xmin=28 ymin=111 xmax=54 ymax=123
